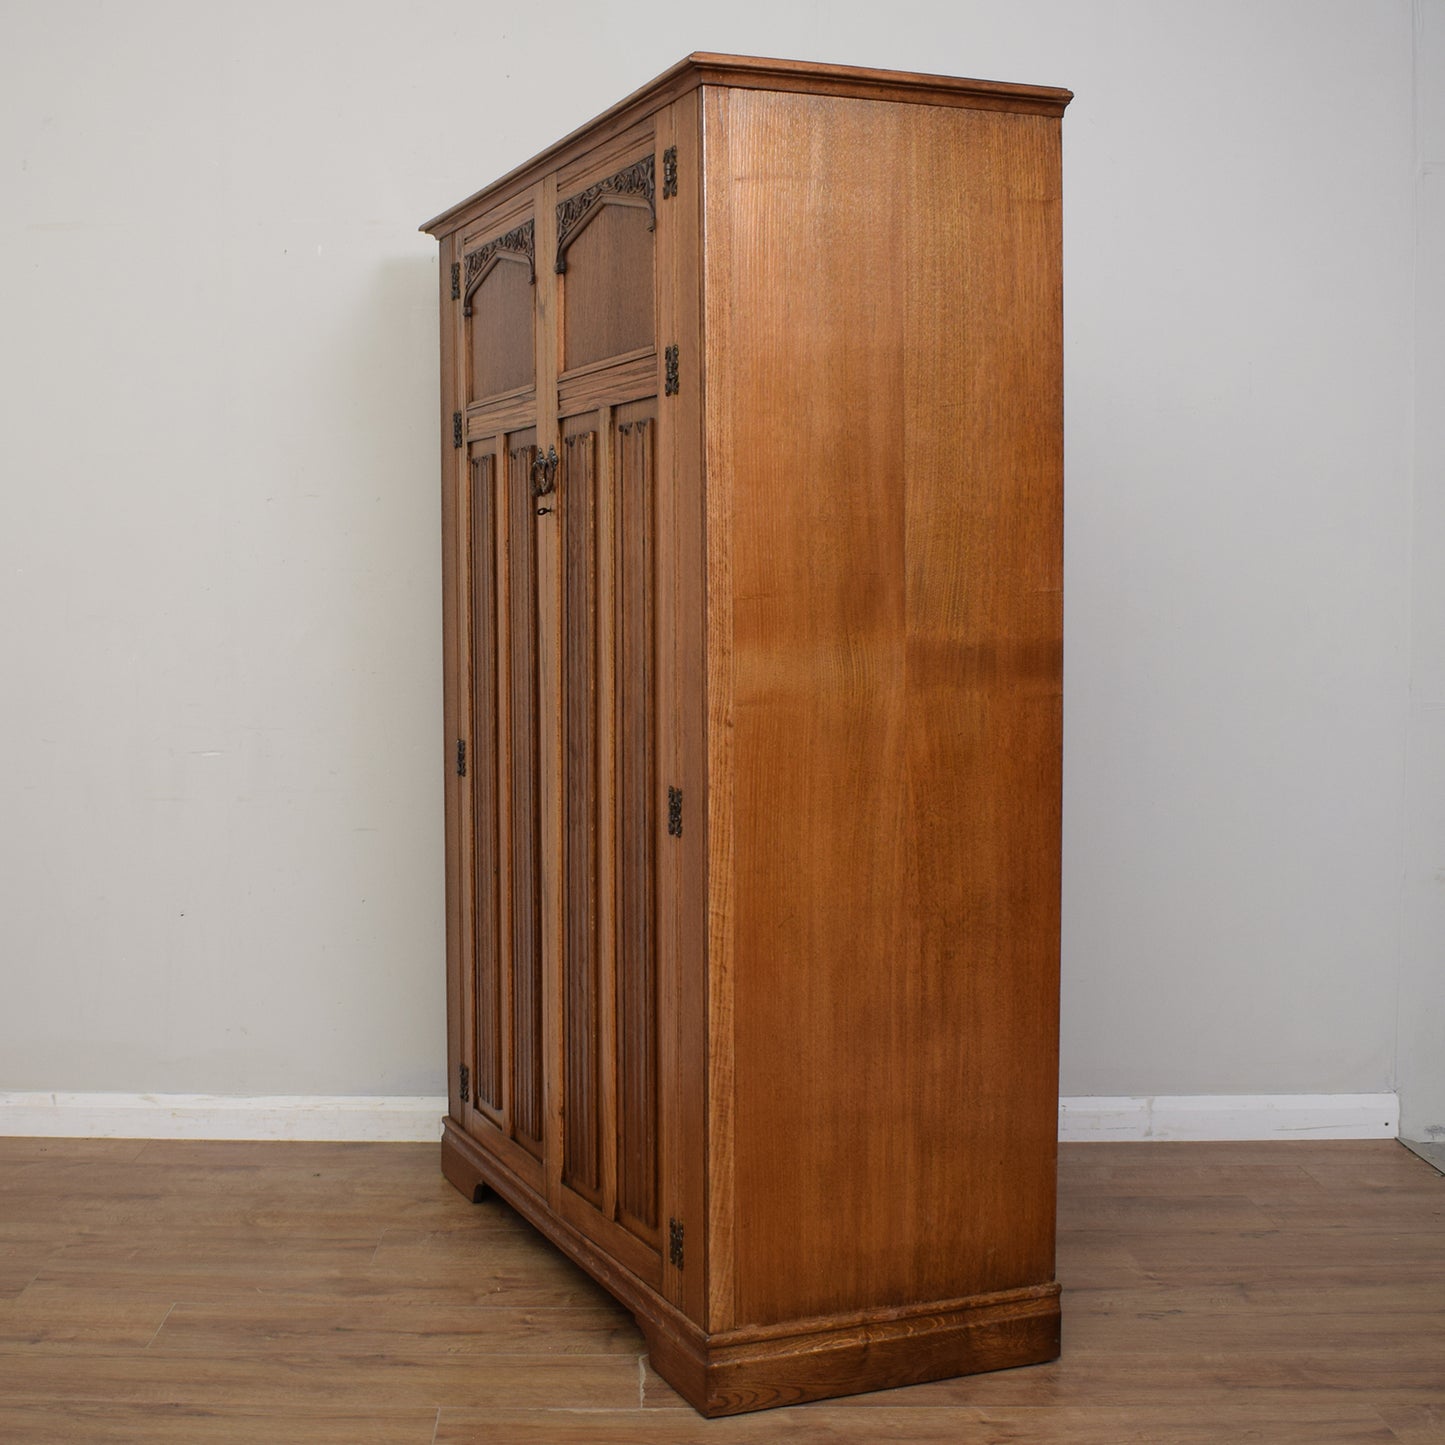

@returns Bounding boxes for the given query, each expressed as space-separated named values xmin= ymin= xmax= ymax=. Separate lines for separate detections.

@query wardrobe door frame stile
xmin=448 ymin=187 xmax=549 ymax=1197
xmin=441 ymin=223 xmax=464 ymax=1153
xmin=654 ymin=90 xmax=707 ymax=1329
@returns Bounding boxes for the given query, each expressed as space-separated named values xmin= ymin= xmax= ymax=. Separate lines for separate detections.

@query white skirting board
xmin=0 ymin=1091 xmax=1400 ymax=1142
xmin=1058 ymin=1093 xmax=1399 ymax=1141
xmin=0 ymin=1093 xmax=449 ymax=1142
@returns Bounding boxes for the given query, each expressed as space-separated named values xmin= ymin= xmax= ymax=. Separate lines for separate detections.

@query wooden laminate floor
xmin=0 ymin=1138 xmax=1440 ymax=1443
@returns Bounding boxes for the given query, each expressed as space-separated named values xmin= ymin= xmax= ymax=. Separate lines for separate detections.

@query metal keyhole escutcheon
xmin=532 ymin=445 xmax=558 ymax=513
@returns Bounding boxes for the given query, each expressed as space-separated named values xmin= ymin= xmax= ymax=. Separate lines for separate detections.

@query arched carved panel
xmin=464 ymin=222 xmax=536 ymax=401
xmin=558 ymin=162 xmax=656 ymax=371
xmin=465 ymin=221 xmax=536 ymax=305
xmin=555 ymin=156 xmax=655 ymax=274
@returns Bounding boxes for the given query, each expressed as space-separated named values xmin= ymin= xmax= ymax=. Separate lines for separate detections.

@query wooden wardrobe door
xmin=555 ymin=403 xmax=662 ymax=1277
xmin=613 ymin=407 xmax=660 ymax=1250
xmin=455 ymin=426 xmax=546 ymax=1194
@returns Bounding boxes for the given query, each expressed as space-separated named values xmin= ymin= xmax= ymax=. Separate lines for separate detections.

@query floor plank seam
xmin=143 ymin=1301 xmax=176 ymax=1350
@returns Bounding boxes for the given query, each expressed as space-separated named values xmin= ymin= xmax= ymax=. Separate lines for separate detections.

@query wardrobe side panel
xmin=704 ymin=87 xmax=1064 ymax=1327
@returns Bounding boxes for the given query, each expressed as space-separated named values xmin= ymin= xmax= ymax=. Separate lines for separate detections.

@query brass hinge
xmin=456 ymin=738 xmax=467 ymax=777
xmin=458 ymin=1062 xmax=470 ymax=1104
xmin=667 ymin=786 xmax=682 ymax=838
xmin=662 ymin=146 xmax=677 ymax=199
xmin=453 ymin=411 xmax=463 ymax=448
xmin=664 ymin=345 xmax=679 ymax=397
xmin=450 ymin=261 xmax=460 ymax=299
xmin=668 ymin=1217 xmax=684 ymax=1269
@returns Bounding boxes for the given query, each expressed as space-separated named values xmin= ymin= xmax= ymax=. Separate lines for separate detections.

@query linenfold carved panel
xmin=469 ymin=453 xmax=502 ymax=1115
xmin=615 ymin=416 xmax=658 ymax=1241
xmin=562 ymin=430 xmax=601 ymax=1203
xmin=507 ymin=441 xmax=544 ymax=1156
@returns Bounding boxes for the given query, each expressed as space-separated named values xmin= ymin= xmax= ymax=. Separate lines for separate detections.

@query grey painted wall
xmin=1400 ymin=0 xmax=1445 ymax=1142
xmin=0 ymin=1 xmax=1423 ymax=1100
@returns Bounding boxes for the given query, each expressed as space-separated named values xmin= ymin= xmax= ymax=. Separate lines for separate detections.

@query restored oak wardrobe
xmin=422 ymin=53 xmax=1070 ymax=1416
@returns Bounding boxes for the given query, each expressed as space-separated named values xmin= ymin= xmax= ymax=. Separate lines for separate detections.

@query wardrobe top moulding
xmin=419 ymin=52 xmax=1072 ymax=238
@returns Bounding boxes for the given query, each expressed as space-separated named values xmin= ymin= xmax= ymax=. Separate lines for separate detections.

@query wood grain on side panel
xmin=699 ymin=82 xmax=738 ymax=1336
xmin=709 ymin=88 xmax=1063 ymax=1327
xmin=904 ymin=102 xmax=1064 ymax=1311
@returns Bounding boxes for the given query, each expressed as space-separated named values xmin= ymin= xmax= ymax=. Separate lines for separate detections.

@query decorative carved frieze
xmin=462 ymin=220 xmax=536 ymax=314
xmin=555 ymin=155 xmax=656 ymax=274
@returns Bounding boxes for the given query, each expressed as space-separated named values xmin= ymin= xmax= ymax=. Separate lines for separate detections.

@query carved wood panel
xmin=507 ymin=438 xmax=544 ymax=1155
xmin=555 ymin=157 xmax=654 ymax=271
xmin=615 ymin=414 xmax=659 ymax=1241
xmin=469 ymin=452 xmax=503 ymax=1114
xmin=559 ymin=159 xmax=656 ymax=372
xmin=465 ymin=221 xmax=535 ymax=402
xmin=562 ymin=430 xmax=602 ymax=1202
